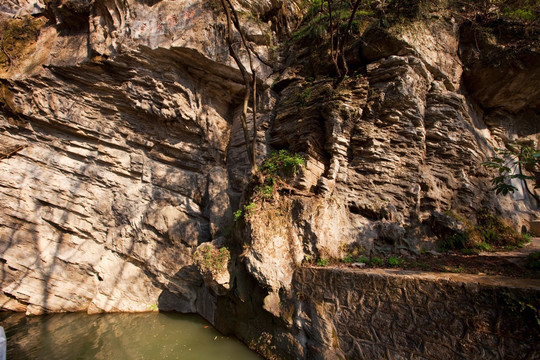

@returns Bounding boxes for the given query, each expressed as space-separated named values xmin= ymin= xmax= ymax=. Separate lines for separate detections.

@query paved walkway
xmin=478 ymin=237 xmax=539 ymax=267
xmin=479 ymin=237 xmax=539 ymax=256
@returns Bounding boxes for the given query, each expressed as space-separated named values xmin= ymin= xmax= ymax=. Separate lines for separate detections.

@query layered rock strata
xmin=0 ymin=0 xmax=288 ymax=314
xmin=0 ymin=0 xmax=539 ymax=359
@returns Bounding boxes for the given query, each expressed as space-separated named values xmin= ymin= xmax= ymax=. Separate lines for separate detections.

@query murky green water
xmin=0 ymin=312 xmax=261 ymax=360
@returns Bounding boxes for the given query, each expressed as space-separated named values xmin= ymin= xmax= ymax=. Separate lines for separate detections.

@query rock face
xmin=0 ymin=0 xmax=539 ymax=358
xmin=0 ymin=0 xmax=284 ymax=314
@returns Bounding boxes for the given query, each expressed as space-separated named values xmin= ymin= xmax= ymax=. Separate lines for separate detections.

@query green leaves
xmin=235 ymin=150 xmax=306 ymax=223
xmin=261 ymin=150 xmax=306 ymax=177
xmin=494 ymin=183 xmax=517 ymax=196
xmin=482 ymin=142 xmax=539 ymax=202
xmin=194 ymin=244 xmax=230 ymax=275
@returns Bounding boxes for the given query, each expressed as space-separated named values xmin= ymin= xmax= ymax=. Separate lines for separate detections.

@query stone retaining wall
xmin=292 ymin=268 xmax=540 ymax=359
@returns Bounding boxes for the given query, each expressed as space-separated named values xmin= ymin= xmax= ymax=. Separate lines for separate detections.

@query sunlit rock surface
xmin=0 ymin=0 xmax=538 ymax=358
xmin=0 ymin=0 xmax=286 ymax=314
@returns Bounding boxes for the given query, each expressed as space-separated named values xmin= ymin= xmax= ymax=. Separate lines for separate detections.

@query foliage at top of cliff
xmin=456 ymin=0 xmax=539 ymax=52
xmin=291 ymin=0 xmax=538 ymax=51
xmin=275 ymin=0 xmax=538 ymax=85
xmin=294 ymin=0 xmax=539 ymax=25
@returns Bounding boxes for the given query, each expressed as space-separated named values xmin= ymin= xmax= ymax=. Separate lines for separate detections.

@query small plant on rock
xmin=387 ymin=255 xmax=404 ymax=267
xmin=234 ymin=209 xmax=243 ymax=222
xmin=243 ymin=202 xmax=256 ymax=216
xmin=356 ymin=256 xmax=369 ymax=264
xmin=235 ymin=150 xmax=305 ymax=223
xmin=445 ymin=265 xmax=466 ymax=274
xmin=261 ymin=150 xmax=306 ymax=178
xmin=303 ymin=254 xmax=314 ymax=264
xmin=194 ymin=244 xmax=230 ymax=275
xmin=341 ymin=242 xmax=365 ymax=261
xmin=317 ymin=258 xmax=328 ymax=267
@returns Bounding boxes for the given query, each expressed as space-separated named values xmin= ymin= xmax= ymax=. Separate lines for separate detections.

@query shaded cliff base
xmin=212 ymin=266 xmax=540 ymax=360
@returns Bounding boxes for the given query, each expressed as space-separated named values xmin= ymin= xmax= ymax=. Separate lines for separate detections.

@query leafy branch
xmin=482 ymin=142 xmax=540 ymax=204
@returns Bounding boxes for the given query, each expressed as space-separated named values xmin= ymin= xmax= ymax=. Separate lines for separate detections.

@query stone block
xmin=530 ymin=220 xmax=540 ymax=236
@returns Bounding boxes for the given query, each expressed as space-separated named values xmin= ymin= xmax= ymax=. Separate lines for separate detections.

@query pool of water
xmin=0 ymin=312 xmax=261 ymax=360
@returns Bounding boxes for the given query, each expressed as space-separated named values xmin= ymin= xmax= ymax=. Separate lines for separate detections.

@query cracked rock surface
xmin=0 ymin=1 xmax=539 ymax=358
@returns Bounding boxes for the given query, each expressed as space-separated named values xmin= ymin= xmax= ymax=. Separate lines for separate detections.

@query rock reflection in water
xmin=0 ymin=312 xmax=261 ymax=360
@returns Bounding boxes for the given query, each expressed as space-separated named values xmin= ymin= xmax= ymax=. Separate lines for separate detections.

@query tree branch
xmin=334 ymin=0 xmax=362 ymax=87
xmin=219 ymin=0 xmax=259 ymax=173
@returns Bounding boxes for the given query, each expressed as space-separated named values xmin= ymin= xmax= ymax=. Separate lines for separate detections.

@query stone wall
xmin=291 ymin=268 xmax=540 ymax=359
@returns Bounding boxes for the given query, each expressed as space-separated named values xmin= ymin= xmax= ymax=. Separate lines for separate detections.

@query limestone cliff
xmin=0 ymin=0 xmax=538 ymax=358
xmin=0 ymin=0 xmax=284 ymax=314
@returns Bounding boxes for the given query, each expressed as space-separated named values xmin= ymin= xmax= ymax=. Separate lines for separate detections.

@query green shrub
xmin=476 ymin=241 xmax=495 ymax=252
xmin=246 ymin=150 xmax=306 ymax=207
xmin=356 ymin=256 xmax=369 ymax=264
xmin=387 ymin=255 xmax=403 ymax=267
xmin=263 ymin=185 xmax=273 ymax=197
xmin=261 ymin=150 xmax=306 ymax=177
xmin=475 ymin=208 xmax=526 ymax=247
xmin=291 ymin=0 xmax=371 ymax=45
xmin=446 ymin=265 xmax=466 ymax=273
xmin=504 ymin=7 xmax=536 ymax=21
xmin=370 ymin=257 xmax=384 ymax=266
xmin=299 ymin=87 xmax=313 ymax=106
xmin=441 ymin=232 xmax=469 ymax=251
xmin=441 ymin=209 xmax=529 ymax=251
xmin=234 ymin=202 xmax=257 ymax=222
xmin=341 ymin=242 xmax=365 ymax=263
xmin=194 ymin=245 xmax=230 ymax=275
xmin=304 ymin=254 xmax=314 ymax=264
xmin=234 ymin=209 xmax=243 ymax=222
xmin=317 ymin=258 xmax=328 ymax=267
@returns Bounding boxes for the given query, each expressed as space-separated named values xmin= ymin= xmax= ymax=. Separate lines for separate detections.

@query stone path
xmin=337 ymin=237 xmax=540 ymax=280
xmin=482 ymin=237 xmax=540 ymax=256
xmin=478 ymin=237 xmax=539 ymax=267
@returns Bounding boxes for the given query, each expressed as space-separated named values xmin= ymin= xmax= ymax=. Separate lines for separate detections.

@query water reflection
xmin=0 ymin=312 xmax=261 ymax=360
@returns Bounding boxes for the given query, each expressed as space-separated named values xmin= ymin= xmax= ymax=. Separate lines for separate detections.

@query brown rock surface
xmin=0 ymin=0 xmax=283 ymax=313
xmin=0 ymin=1 xmax=539 ymax=359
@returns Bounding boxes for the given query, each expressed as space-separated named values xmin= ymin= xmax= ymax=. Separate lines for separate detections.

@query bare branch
xmin=220 ymin=0 xmax=259 ymax=173
xmin=335 ymin=0 xmax=362 ymax=86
